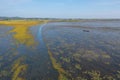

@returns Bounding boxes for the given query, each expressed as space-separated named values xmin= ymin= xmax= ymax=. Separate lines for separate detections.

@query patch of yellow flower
xmin=0 ymin=20 xmax=47 ymax=47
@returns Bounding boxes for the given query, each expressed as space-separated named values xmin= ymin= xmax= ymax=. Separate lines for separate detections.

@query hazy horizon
xmin=0 ymin=0 xmax=120 ymax=18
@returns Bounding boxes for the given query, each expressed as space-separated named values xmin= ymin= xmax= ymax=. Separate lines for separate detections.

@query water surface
xmin=43 ymin=21 xmax=120 ymax=80
xmin=0 ymin=20 xmax=120 ymax=80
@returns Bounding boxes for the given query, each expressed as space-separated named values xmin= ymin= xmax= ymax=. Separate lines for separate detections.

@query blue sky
xmin=0 ymin=0 xmax=120 ymax=18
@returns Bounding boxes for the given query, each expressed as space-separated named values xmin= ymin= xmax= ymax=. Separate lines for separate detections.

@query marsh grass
xmin=0 ymin=20 xmax=46 ymax=47
xmin=11 ymin=56 xmax=27 ymax=80
xmin=47 ymin=48 xmax=69 ymax=80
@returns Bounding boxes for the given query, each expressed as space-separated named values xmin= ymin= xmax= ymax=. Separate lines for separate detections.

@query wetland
xmin=0 ymin=20 xmax=120 ymax=80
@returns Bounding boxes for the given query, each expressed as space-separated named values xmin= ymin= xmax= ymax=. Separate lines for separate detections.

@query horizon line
xmin=0 ymin=16 xmax=120 ymax=20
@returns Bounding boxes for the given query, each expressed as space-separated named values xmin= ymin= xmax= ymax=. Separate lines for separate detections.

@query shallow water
xmin=0 ymin=24 xmax=58 ymax=80
xmin=0 ymin=20 xmax=120 ymax=80
xmin=43 ymin=21 xmax=120 ymax=80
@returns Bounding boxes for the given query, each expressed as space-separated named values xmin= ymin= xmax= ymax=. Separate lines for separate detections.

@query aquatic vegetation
xmin=11 ymin=56 xmax=27 ymax=80
xmin=60 ymin=57 xmax=70 ymax=63
xmin=0 ymin=20 xmax=120 ymax=80
xmin=0 ymin=20 xmax=46 ymax=47
xmin=87 ymin=71 xmax=102 ymax=80
xmin=43 ymin=23 xmax=120 ymax=80
xmin=48 ymin=48 xmax=69 ymax=80
xmin=75 ymin=64 xmax=81 ymax=70
xmin=0 ymin=20 xmax=58 ymax=80
xmin=117 ymin=71 xmax=120 ymax=79
xmin=0 ymin=70 xmax=9 ymax=78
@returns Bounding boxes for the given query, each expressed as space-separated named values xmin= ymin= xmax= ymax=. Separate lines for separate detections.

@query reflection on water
xmin=43 ymin=21 xmax=120 ymax=80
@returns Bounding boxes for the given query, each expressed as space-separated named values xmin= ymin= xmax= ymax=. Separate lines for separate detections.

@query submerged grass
xmin=47 ymin=48 xmax=69 ymax=80
xmin=0 ymin=20 xmax=47 ymax=47
xmin=11 ymin=56 xmax=27 ymax=80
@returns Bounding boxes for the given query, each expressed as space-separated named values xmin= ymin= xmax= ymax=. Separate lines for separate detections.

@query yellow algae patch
xmin=0 ymin=20 xmax=46 ymax=47
xmin=10 ymin=25 xmax=36 ymax=47
xmin=48 ymin=48 xmax=69 ymax=80
xmin=11 ymin=57 xmax=27 ymax=80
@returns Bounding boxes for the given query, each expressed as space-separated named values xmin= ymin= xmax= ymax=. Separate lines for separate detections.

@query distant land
xmin=0 ymin=16 xmax=120 ymax=21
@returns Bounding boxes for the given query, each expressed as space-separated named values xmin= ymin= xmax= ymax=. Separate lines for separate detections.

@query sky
xmin=0 ymin=0 xmax=120 ymax=18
